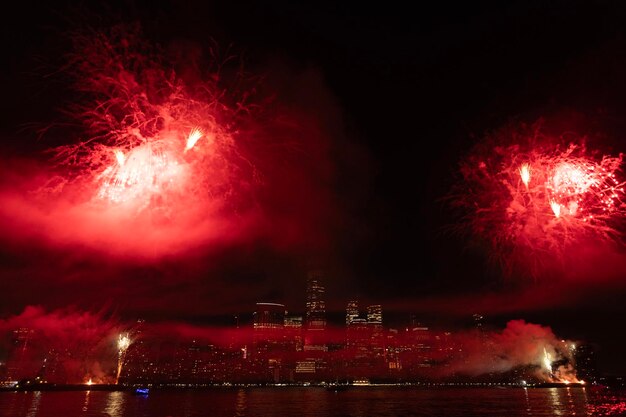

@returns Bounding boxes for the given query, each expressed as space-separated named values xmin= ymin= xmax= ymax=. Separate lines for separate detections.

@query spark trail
xmin=116 ymin=333 xmax=131 ymax=384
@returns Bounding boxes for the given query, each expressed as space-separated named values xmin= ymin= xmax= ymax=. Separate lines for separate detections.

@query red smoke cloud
xmin=0 ymin=306 xmax=121 ymax=384
xmin=438 ymin=320 xmax=578 ymax=382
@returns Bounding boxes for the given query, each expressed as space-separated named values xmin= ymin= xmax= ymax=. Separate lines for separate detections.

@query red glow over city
xmin=0 ymin=304 xmax=587 ymax=386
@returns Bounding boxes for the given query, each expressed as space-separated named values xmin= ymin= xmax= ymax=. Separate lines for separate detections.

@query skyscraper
xmin=366 ymin=305 xmax=383 ymax=325
xmin=367 ymin=305 xmax=384 ymax=357
xmin=304 ymin=270 xmax=327 ymax=352
xmin=7 ymin=328 xmax=36 ymax=381
xmin=346 ymin=300 xmax=359 ymax=325
xmin=284 ymin=315 xmax=304 ymax=352
xmin=253 ymin=303 xmax=286 ymax=330
xmin=473 ymin=313 xmax=484 ymax=331
xmin=305 ymin=270 xmax=326 ymax=330
xmin=253 ymin=303 xmax=287 ymax=356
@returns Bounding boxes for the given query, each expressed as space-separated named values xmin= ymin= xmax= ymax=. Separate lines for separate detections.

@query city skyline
xmin=1 ymin=273 xmax=598 ymax=387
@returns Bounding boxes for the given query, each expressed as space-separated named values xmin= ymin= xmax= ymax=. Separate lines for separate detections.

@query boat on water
xmin=133 ymin=387 xmax=150 ymax=395
xmin=351 ymin=379 xmax=371 ymax=386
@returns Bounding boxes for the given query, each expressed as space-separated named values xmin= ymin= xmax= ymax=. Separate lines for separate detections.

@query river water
xmin=0 ymin=386 xmax=624 ymax=417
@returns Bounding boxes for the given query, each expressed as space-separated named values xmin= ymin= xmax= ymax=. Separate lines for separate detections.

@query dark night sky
xmin=2 ymin=1 xmax=626 ymax=373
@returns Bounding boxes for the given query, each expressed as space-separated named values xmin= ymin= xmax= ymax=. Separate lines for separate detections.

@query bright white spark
xmin=184 ymin=128 xmax=203 ymax=152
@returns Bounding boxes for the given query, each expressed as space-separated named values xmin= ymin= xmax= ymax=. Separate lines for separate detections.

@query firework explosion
xmin=453 ymin=121 xmax=626 ymax=279
xmin=0 ymin=24 xmax=270 ymax=258
xmin=542 ymin=345 xmax=582 ymax=384
xmin=50 ymin=25 xmax=252 ymax=216
xmin=115 ymin=333 xmax=131 ymax=384
xmin=0 ymin=23 xmax=341 ymax=258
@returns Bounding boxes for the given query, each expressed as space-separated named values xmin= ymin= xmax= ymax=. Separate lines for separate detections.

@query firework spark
xmin=98 ymin=126 xmax=206 ymax=206
xmin=453 ymin=121 xmax=626 ymax=279
xmin=543 ymin=347 xmax=553 ymax=372
xmin=97 ymin=137 xmax=188 ymax=206
xmin=519 ymin=163 xmax=531 ymax=188
xmin=114 ymin=150 xmax=125 ymax=167
xmin=184 ymin=127 xmax=204 ymax=152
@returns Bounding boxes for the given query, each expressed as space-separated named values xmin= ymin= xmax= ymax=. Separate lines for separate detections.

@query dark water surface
xmin=1 ymin=387 xmax=625 ymax=417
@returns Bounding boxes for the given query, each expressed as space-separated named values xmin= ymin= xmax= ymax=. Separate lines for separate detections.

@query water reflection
xmin=548 ymin=388 xmax=565 ymax=415
xmin=25 ymin=391 xmax=41 ymax=417
xmin=564 ymin=387 xmax=576 ymax=415
xmin=235 ymin=389 xmax=247 ymax=417
xmin=182 ymin=392 xmax=194 ymax=417
xmin=104 ymin=391 xmax=126 ymax=417
xmin=586 ymin=389 xmax=626 ymax=416
xmin=523 ymin=388 xmax=532 ymax=415
xmin=0 ymin=386 xmax=624 ymax=417
xmin=4 ymin=392 xmax=20 ymax=417
xmin=82 ymin=390 xmax=91 ymax=413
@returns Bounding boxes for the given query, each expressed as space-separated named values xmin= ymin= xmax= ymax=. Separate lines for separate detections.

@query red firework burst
xmin=0 ymin=23 xmax=340 ymax=258
xmin=50 ymin=24 xmax=256 ymax=218
xmin=453 ymin=120 xmax=626 ymax=279
xmin=0 ymin=24 xmax=290 ymax=258
xmin=0 ymin=22 xmax=342 ymax=258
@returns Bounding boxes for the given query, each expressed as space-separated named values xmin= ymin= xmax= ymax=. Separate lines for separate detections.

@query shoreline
xmin=0 ymin=382 xmax=598 ymax=392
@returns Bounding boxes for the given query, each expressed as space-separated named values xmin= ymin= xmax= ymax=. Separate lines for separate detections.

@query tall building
xmin=6 ymin=328 xmax=37 ymax=381
xmin=473 ymin=313 xmax=484 ymax=331
xmin=284 ymin=315 xmax=303 ymax=328
xmin=305 ymin=271 xmax=326 ymax=330
xmin=573 ymin=343 xmax=598 ymax=383
xmin=284 ymin=315 xmax=304 ymax=352
xmin=304 ymin=270 xmax=327 ymax=352
xmin=346 ymin=300 xmax=359 ymax=325
xmin=367 ymin=305 xmax=384 ymax=357
xmin=367 ymin=305 xmax=383 ymax=325
xmin=346 ymin=318 xmax=369 ymax=354
xmin=253 ymin=303 xmax=286 ymax=330
xmin=253 ymin=303 xmax=287 ymax=357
